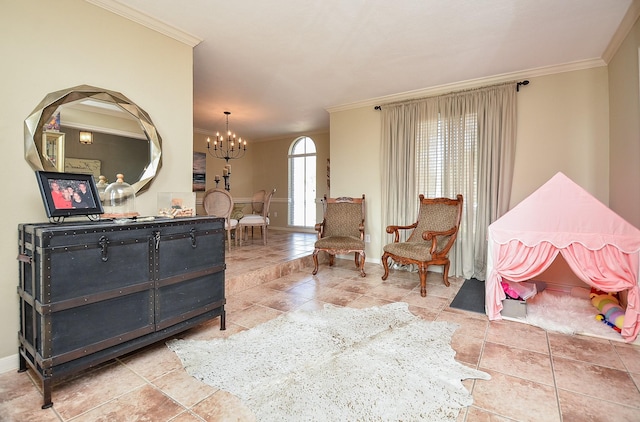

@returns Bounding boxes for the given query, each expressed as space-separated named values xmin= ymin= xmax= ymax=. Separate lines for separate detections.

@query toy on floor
xmin=595 ymin=314 xmax=622 ymax=333
xmin=590 ymin=287 xmax=624 ymax=332
xmin=501 ymin=281 xmax=521 ymax=300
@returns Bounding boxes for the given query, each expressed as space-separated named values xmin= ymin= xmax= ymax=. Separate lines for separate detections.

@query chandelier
xmin=206 ymin=111 xmax=247 ymax=162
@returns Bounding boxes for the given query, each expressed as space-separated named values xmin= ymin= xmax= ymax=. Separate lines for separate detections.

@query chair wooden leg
xmin=381 ymin=252 xmax=390 ymax=280
xmin=312 ymin=250 xmax=319 ymax=275
xmin=354 ymin=253 xmax=359 ymax=268
xmin=418 ymin=265 xmax=428 ymax=297
xmin=358 ymin=252 xmax=366 ymax=277
xmin=263 ymin=225 xmax=267 ymax=245
xmin=443 ymin=261 xmax=451 ymax=287
xmin=329 ymin=254 xmax=335 ymax=267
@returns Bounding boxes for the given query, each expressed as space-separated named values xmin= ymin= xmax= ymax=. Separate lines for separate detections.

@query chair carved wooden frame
xmin=381 ymin=194 xmax=463 ymax=296
xmin=312 ymin=194 xmax=366 ymax=277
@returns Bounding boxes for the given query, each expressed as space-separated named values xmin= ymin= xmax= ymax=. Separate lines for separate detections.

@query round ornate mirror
xmin=24 ymin=85 xmax=162 ymax=194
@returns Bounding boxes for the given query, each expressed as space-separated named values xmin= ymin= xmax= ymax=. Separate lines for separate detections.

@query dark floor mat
xmin=449 ymin=278 xmax=485 ymax=314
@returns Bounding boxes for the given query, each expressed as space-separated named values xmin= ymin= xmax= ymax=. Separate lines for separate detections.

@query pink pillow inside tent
xmin=486 ymin=172 xmax=640 ymax=342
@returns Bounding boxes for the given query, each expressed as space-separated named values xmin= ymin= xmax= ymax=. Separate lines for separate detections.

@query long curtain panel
xmin=380 ymin=105 xmax=418 ymax=234
xmin=380 ymin=82 xmax=517 ymax=280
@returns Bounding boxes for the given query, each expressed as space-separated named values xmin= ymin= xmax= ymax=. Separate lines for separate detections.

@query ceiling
xmin=99 ymin=0 xmax=633 ymax=141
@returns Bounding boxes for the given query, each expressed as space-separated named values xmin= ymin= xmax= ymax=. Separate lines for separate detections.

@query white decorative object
xmin=103 ymin=173 xmax=137 ymax=217
xmin=157 ymin=192 xmax=196 ymax=217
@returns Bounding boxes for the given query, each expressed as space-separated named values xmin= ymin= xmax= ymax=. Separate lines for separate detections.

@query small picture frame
xmin=35 ymin=171 xmax=104 ymax=218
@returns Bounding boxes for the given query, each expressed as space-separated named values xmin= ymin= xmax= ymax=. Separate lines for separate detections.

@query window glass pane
xmin=303 ymin=137 xmax=316 ymax=154
xmin=305 ymin=156 xmax=316 ymax=225
xmin=288 ymin=137 xmax=316 ymax=227
xmin=416 ymin=112 xmax=478 ymax=232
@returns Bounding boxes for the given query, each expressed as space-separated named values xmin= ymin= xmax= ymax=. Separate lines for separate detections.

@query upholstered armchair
xmin=202 ymin=188 xmax=238 ymax=251
xmin=381 ymin=194 xmax=463 ymax=296
xmin=312 ymin=194 xmax=366 ymax=277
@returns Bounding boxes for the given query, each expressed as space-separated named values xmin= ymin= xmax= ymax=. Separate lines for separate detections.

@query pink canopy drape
xmin=486 ymin=239 xmax=640 ymax=342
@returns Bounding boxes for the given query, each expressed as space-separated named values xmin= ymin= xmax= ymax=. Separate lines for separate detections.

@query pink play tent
xmin=486 ymin=172 xmax=640 ymax=342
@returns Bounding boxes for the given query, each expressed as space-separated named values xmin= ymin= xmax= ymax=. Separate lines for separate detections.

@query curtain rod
xmin=374 ymin=79 xmax=530 ymax=110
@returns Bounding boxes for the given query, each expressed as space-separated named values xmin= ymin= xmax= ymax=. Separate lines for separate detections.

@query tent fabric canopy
xmin=486 ymin=172 xmax=640 ymax=342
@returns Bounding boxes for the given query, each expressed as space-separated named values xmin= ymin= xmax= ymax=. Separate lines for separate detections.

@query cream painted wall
xmin=247 ymin=132 xmax=330 ymax=229
xmin=0 ymin=1 xmax=193 ymax=367
xmin=329 ymin=67 xmax=611 ymax=268
xmin=193 ymin=131 xmax=256 ymax=214
xmin=609 ymin=15 xmax=640 ymax=228
xmin=329 ymin=108 xmax=382 ymax=262
xmin=511 ymin=67 xmax=610 ymax=207
xmin=194 ymin=131 xmax=330 ymax=229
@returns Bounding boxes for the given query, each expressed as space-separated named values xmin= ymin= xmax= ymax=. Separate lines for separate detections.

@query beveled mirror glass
xmin=25 ymin=85 xmax=162 ymax=194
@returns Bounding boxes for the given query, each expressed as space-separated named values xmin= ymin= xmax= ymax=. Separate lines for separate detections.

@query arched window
xmin=288 ymin=136 xmax=316 ymax=227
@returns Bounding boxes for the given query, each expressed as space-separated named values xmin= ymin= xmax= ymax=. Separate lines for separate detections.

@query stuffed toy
xmin=590 ymin=287 xmax=624 ymax=332
xmin=501 ymin=281 xmax=521 ymax=300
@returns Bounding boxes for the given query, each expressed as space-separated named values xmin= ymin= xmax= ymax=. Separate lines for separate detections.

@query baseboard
xmin=0 ymin=353 xmax=18 ymax=374
xmin=269 ymin=226 xmax=315 ymax=233
xmin=334 ymin=254 xmax=380 ymax=265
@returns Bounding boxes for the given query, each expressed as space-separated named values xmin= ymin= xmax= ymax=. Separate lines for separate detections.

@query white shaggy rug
xmin=525 ymin=290 xmax=621 ymax=340
xmin=167 ymin=302 xmax=490 ymax=421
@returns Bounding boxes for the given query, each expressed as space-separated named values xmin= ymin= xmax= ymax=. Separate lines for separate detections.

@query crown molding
xmin=194 ymin=127 xmax=329 ymax=143
xmin=86 ymin=0 xmax=202 ymax=47
xmin=602 ymin=0 xmax=640 ymax=63
xmin=327 ymin=58 xmax=606 ymax=113
xmin=253 ymin=129 xmax=330 ymax=143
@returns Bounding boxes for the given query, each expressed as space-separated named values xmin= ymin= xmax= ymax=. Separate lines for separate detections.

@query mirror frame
xmin=25 ymin=84 xmax=162 ymax=195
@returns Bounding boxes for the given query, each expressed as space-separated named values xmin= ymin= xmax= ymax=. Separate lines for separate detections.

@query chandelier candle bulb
xmin=223 ymin=168 xmax=228 ymax=176
xmin=215 ymin=175 xmax=220 ymax=182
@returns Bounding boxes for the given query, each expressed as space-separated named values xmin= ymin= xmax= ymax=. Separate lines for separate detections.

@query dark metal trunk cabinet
xmin=17 ymin=217 xmax=226 ymax=409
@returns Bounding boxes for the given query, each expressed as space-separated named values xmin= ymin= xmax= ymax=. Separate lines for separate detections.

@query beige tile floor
xmin=1 ymin=229 xmax=640 ymax=421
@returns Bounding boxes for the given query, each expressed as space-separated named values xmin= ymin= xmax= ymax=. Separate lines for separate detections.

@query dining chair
xmin=202 ymin=188 xmax=238 ymax=251
xmin=238 ymin=188 xmax=276 ymax=246
xmin=245 ymin=189 xmax=266 ymax=237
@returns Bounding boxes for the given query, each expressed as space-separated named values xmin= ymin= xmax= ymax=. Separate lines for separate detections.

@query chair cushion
xmin=383 ymin=242 xmax=433 ymax=261
xmin=315 ymin=236 xmax=364 ymax=251
xmin=226 ymin=218 xmax=238 ymax=229
xmin=239 ymin=215 xmax=269 ymax=225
